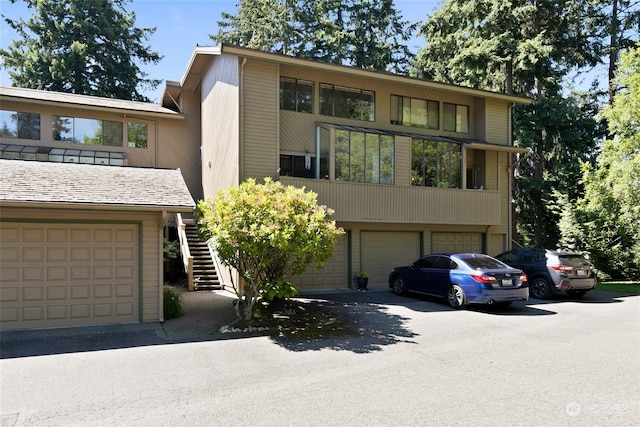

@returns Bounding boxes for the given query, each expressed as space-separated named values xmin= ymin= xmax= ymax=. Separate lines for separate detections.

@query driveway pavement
xmin=1 ymin=287 xmax=639 ymax=426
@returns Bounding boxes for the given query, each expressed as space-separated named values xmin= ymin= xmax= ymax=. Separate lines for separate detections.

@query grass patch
xmin=596 ymin=281 xmax=640 ymax=294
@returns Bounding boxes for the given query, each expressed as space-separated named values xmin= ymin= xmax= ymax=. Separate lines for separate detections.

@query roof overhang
xmin=464 ymin=141 xmax=530 ymax=154
xmin=0 ymin=86 xmax=185 ymax=120
xmin=0 ymin=200 xmax=195 ymax=213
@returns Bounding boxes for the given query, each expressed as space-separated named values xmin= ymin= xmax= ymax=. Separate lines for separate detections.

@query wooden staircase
xmin=185 ymin=224 xmax=221 ymax=290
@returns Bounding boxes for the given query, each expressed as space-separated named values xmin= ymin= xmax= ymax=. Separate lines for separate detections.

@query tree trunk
xmin=608 ymin=0 xmax=619 ymax=105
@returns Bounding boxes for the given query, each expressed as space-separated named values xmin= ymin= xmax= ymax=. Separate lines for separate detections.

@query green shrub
xmin=163 ymin=284 xmax=184 ymax=319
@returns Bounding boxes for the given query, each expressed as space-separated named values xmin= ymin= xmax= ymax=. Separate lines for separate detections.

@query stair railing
xmin=176 ymin=213 xmax=195 ymax=291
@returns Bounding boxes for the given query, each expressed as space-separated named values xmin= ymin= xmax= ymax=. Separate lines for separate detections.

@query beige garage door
xmin=0 ymin=222 xmax=139 ymax=330
xmin=294 ymin=234 xmax=348 ymax=291
xmin=361 ymin=231 xmax=421 ymax=288
xmin=431 ymin=232 xmax=483 ymax=253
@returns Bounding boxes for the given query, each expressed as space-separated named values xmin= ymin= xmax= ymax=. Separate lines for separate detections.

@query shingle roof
xmin=0 ymin=159 xmax=195 ymax=212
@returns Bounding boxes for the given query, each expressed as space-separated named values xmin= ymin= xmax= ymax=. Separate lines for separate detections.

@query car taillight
xmin=550 ymin=265 xmax=573 ymax=272
xmin=471 ymin=274 xmax=496 ymax=283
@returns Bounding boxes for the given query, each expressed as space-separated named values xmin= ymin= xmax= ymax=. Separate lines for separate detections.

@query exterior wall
xmin=485 ymin=99 xmax=510 ymax=144
xmin=242 ymin=60 xmax=279 ymax=181
xmin=0 ymin=207 xmax=163 ymax=323
xmin=201 ymin=54 xmax=241 ymax=199
xmin=156 ymin=91 xmax=203 ymax=200
xmin=281 ymin=177 xmax=501 ymax=225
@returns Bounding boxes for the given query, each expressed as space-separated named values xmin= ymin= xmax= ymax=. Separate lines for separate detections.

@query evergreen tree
xmin=561 ymin=44 xmax=640 ymax=278
xmin=412 ymin=0 xmax=606 ymax=247
xmin=211 ymin=0 xmax=416 ymax=73
xmin=1 ymin=0 xmax=162 ymax=102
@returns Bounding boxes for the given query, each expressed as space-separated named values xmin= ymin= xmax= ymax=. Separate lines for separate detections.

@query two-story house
xmin=0 ymin=44 xmax=529 ymax=330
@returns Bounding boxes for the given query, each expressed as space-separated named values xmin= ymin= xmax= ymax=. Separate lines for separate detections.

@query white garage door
xmin=294 ymin=234 xmax=348 ymax=290
xmin=431 ymin=232 xmax=483 ymax=253
xmin=0 ymin=222 xmax=139 ymax=330
xmin=361 ymin=232 xmax=421 ymax=288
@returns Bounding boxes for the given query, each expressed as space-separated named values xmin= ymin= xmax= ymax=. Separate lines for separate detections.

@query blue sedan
xmin=388 ymin=253 xmax=529 ymax=308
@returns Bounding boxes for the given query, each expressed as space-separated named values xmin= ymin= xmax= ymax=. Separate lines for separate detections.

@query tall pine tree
xmin=1 ymin=0 xmax=162 ymax=101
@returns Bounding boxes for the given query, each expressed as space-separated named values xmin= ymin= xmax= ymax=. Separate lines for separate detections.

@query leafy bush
xmin=163 ymin=284 xmax=184 ymax=319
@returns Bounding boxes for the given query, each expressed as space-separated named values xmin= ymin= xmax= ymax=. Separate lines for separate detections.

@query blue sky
xmin=0 ymin=0 xmax=441 ymax=102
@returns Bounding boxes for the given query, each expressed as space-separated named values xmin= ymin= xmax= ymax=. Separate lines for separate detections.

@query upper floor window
xmin=52 ymin=116 xmax=148 ymax=148
xmin=411 ymin=138 xmax=462 ymax=188
xmin=335 ymin=129 xmax=394 ymax=184
xmin=320 ymin=83 xmax=374 ymax=121
xmin=53 ymin=116 xmax=122 ymax=146
xmin=390 ymin=95 xmax=439 ymax=129
xmin=280 ymin=77 xmax=313 ymax=113
xmin=127 ymin=122 xmax=148 ymax=148
xmin=0 ymin=110 xmax=40 ymax=140
xmin=443 ymin=103 xmax=469 ymax=133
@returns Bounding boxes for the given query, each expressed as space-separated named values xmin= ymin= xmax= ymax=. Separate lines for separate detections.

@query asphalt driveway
xmin=1 ymin=288 xmax=639 ymax=426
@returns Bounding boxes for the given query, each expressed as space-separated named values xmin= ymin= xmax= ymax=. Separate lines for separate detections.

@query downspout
xmin=239 ymin=57 xmax=247 ymax=183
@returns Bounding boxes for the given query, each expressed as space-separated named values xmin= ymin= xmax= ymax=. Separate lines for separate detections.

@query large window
xmin=280 ymin=77 xmax=313 ymax=113
xmin=390 ymin=95 xmax=439 ymax=129
xmin=0 ymin=110 xmax=40 ymax=140
xmin=53 ymin=116 xmax=123 ymax=146
xmin=320 ymin=84 xmax=375 ymax=121
xmin=443 ymin=103 xmax=469 ymax=133
xmin=411 ymin=138 xmax=462 ymax=188
xmin=335 ymin=129 xmax=394 ymax=184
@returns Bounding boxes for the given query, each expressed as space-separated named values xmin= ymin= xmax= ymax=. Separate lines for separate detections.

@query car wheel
xmin=392 ymin=276 xmax=407 ymax=296
xmin=530 ymin=277 xmax=552 ymax=299
xmin=567 ymin=289 xmax=588 ymax=298
xmin=447 ymin=284 xmax=467 ymax=309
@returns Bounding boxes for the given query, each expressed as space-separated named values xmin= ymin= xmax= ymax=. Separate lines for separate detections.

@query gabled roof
xmin=0 ymin=159 xmax=195 ymax=212
xmin=172 ymin=44 xmax=531 ymax=105
xmin=0 ymin=86 xmax=184 ymax=120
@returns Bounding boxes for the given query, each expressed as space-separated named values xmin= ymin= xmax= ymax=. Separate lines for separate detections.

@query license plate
xmin=577 ymin=270 xmax=586 ymax=276
xmin=501 ymin=279 xmax=513 ymax=287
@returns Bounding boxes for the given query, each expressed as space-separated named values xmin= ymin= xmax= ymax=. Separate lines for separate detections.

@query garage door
xmin=294 ymin=234 xmax=348 ymax=290
xmin=361 ymin=232 xmax=421 ymax=288
xmin=431 ymin=232 xmax=483 ymax=253
xmin=0 ymin=222 xmax=139 ymax=330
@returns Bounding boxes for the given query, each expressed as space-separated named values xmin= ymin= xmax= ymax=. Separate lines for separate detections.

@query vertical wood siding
xmin=485 ymin=99 xmax=509 ymax=144
xmin=242 ymin=60 xmax=278 ymax=181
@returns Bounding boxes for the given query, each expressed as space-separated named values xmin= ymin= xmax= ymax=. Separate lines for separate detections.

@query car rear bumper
xmin=469 ymin=288 xmax=529 ymax=304
xmin=556 ymin=278 xmax=597 ymax=290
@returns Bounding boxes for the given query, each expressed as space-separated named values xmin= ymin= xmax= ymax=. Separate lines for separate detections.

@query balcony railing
xmin=280 ymin=177 xmax=502 ymax=225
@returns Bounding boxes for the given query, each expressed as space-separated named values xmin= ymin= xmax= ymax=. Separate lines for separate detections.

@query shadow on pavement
xmin=2 ymin=287 xmax=632 ymax=359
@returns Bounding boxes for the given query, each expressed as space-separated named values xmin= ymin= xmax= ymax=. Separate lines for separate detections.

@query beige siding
xmin=157 ymin=91 xmax=203 ymax=200
xmin=201 ymin=54 xmax=241 ymax=199
xmin=474 ymin=98 xmax=487 ymax=141
xmin=242 ymin=60 xmax=278 ymax=181
xmin=282 ymin=177 xmax=501 ymax=225
xmin=485 ymin=99 xmax=510 ymax=144
xmin=0 ymin=207 xmax=163 ymax=327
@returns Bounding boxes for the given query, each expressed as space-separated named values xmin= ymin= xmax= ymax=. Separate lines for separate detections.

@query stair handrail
xmin=176 ymin=213 xmax=195 ymax=291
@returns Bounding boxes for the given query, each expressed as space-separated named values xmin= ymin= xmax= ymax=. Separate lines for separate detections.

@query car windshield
xmin=460 ymin=255 xmax=509 ymax=270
